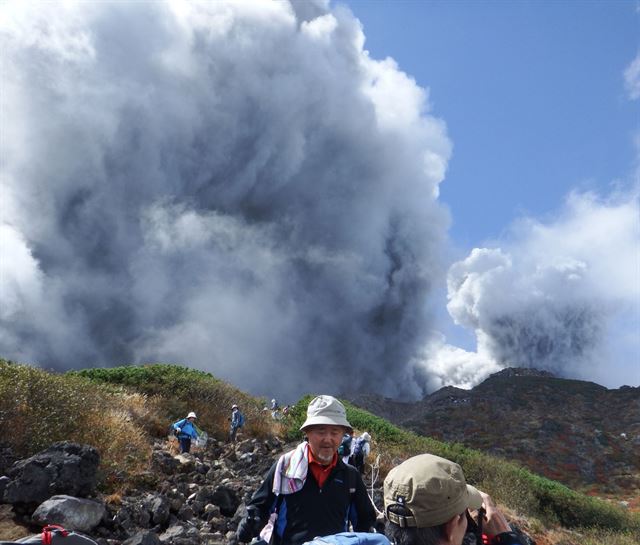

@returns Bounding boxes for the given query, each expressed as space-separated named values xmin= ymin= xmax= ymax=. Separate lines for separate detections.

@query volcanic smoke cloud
xmin=2 ymin=1 xmax=638 ymax=398
xmin=0 ymin=0 xmax=451 ymax=397
xmin=418 ymin=191 xmax=640 ymax=391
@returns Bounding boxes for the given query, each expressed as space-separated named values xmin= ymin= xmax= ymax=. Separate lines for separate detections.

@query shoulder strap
xmin=344 ymin=463 xmax=357 ymax=505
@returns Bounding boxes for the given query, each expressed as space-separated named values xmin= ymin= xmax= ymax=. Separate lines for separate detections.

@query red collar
xmin=308 ymin=448 xmax=337 ymax=489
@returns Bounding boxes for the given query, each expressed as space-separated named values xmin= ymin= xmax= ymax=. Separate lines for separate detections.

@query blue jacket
xmin=173 ymin=418 xmax=199 ymax=439
xmin=231 ymin=409 xmax=243 ymax=428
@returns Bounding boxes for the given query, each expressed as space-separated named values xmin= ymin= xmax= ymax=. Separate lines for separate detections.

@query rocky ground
xmin=0 ymin=437 xmax=291 ymax=545
xmin=0 ymin=438 xmax=537 ymax=545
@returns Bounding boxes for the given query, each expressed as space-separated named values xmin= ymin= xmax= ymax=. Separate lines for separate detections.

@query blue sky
xmin=343 ymin=0 xmax=638 ymax=248
xmin=342 ymin=0 xmax=639 ymax=385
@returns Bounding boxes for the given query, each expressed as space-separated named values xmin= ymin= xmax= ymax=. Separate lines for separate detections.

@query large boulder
xmin=4 ymin=442 xmax=100 ymax=509
xmin=32 ymin=494 xmax=106 ymax=532
xmin=210 ymin=486 xmax=239 ymax=517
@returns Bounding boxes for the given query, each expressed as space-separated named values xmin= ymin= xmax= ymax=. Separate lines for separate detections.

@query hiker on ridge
xmin=172 ymin=411 xmax=200 ymax=454
xmin=271 ymin=398 xmax=281 ymax=420
xmin=229 ymin=404 xmax=244 ymax=443
xmin=383 ymin=453 xmax=526 ymax=545
xmin=349 ymin=431 xmax=371 ymax=474
xmin=235 ymin=395 xmax=376 ymax=545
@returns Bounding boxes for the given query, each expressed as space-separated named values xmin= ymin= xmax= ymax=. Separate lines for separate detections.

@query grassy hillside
xmin=0 ymin=361 xmax=638 ymax=544
xmin=0 ymin=359 xmax=273 ymax=490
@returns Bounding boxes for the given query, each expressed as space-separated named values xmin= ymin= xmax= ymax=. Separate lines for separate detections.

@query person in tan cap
xmin=236 ymin=395 xmax=376 ymax=545
xmin=383 ymin=454 xmax=525 ymax=545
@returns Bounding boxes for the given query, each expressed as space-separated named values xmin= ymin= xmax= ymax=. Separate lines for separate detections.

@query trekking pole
xmin=369 ymin=454 xmax=383 ymax=516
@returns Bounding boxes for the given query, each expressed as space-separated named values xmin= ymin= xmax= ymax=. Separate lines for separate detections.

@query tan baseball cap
xmin=300 ymin=395 xmax=352 ymax=432
xmin=384 ymin=453 xmax=483 ymax=528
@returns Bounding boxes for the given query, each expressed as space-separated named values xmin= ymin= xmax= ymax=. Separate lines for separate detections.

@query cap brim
xmin=466 ymin=485 xmax=483 ymax=511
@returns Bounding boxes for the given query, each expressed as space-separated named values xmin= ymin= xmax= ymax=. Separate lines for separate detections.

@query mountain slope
xmin=349 ymin=368 xmax=640 ymax=507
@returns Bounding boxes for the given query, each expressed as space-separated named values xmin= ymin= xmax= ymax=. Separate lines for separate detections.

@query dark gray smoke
xmin=0 ymin=1 xmax=451 ymax=398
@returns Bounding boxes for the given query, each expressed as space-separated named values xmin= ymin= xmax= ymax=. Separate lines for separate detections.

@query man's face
xmin=305 ymin=425 xmax=345 ymax=464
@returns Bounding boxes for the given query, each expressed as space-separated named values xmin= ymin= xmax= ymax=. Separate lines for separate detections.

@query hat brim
xmin=300 ymin=415 xmax=352 ymax=432
xmin=466 ymin=485 xmax=483 ymax=511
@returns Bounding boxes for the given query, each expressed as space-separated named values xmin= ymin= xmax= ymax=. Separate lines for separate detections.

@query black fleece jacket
xmin=247 ymin=457 xmax=376 ymax=545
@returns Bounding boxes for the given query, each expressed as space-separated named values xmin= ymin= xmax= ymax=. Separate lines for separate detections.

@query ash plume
xmin=419 ymin=191 xmax=640 ymax=390
xmin=0 ymin=1 xmax=451 ymax=398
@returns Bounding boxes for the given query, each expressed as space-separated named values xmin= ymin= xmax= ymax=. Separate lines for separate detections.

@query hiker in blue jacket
xmin=229 ymin=404 xmax=244 ymax=442
xmin=173 ymin=411 xmax=200 ymax=454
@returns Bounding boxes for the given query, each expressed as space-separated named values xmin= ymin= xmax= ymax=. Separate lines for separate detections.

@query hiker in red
xmin=235 ymin=395 xmax=375 ymax=545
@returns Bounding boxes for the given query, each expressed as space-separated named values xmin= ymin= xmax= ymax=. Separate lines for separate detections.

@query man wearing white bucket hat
xmin=236 ymin=395 xmax=376 ymax=545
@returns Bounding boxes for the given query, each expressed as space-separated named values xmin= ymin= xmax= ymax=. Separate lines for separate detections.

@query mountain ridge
xmin=347 ymin=367 xmax=640 ymax=509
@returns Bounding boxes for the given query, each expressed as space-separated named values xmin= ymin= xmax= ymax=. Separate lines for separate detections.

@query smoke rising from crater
xmin=419 ymin=191 xmax=640 ymax=390
xmin=0 ymin=0 xmax=451 ymax=398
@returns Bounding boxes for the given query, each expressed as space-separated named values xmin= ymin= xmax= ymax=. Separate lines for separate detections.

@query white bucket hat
xmin=300 ymin=395 xmax=352 ymax=431
xmin=187 ymin=412 xmax=197 ymax=419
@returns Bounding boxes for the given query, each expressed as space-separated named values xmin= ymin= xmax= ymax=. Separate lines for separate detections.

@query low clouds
xmin=420 ymin=191 xmax=640 ymax=389
xmin=0 ymin=0 xmax=450 ymax=397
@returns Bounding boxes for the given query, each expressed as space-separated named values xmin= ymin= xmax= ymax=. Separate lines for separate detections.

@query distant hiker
xmin=384 ymin=453 xmax=526 ymax=545
xmin=271 ymin=398 xmax=281 ymax=419
xmin=230 ymin=404 xmax=245 ymax=442
xmin=172 ymin=411 xmax=200 ymax=454
xmin=337 ymin=431 xmax=352 ymax=464
xmin=282 ymin=404 xmax=291 ymax=417
xmin=349 ymin=431 xmax=371 ymax=474
xmin=235 ymin=395 xmax=376 ymax=545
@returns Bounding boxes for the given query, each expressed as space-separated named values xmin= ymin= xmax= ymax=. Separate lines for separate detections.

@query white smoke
xmin=0 ymin=1 xmax=451 ymax=397
xmin=624 ymin=52 xmax=640 ymax=100
xmin=419 ymin=191 xmax=640 ymax=389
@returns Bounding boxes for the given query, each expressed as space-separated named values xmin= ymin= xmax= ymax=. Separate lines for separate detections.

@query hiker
xmin=349 ymin=431 xmax=371 ymax=474
xmin=338 ymin=431 xmax=352 ymax=464
xmin=235 ymin=395 xmax=376 ymax=545
xmin=230 ymin=404 xmax=245 ymax=442
xmin=271 ymin=398 xmax=281 ymax=420
xmin=172 ymin=411 xmax=200 ymax=454
xmin=383 ymin=453 xmax=526 ymax=545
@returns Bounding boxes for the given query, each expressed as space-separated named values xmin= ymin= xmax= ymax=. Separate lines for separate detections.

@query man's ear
xmin=442 ymin=514 xmax=462 ymax=543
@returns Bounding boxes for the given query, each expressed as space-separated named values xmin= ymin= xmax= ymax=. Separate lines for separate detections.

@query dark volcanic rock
xmin=31 ymin=494 xmax=106 ymax=532
xmin=123 ymin=531 xmax=161 ymax=545
xmin=4 ymin=442 xmax=99 ymax=509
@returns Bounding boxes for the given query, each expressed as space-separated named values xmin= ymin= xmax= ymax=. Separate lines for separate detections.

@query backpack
xmin=337 ymin=435 xmax=352 ymax=457
xmin=352 ymin=437 xmax=365 ymax=458
xmin=0 ymin=525 xmax=98 ymax=545
xmin=303 ymin=533 xmax=390 ymax=545
xmin=237 ymin=411 xmax=245 ymax=427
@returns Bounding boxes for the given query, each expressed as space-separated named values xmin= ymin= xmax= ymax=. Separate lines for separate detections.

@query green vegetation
xmin=0 ymin=360 xmax=272 ymax=491
xmin=1 ymin=361 xmax=637 ymax=544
